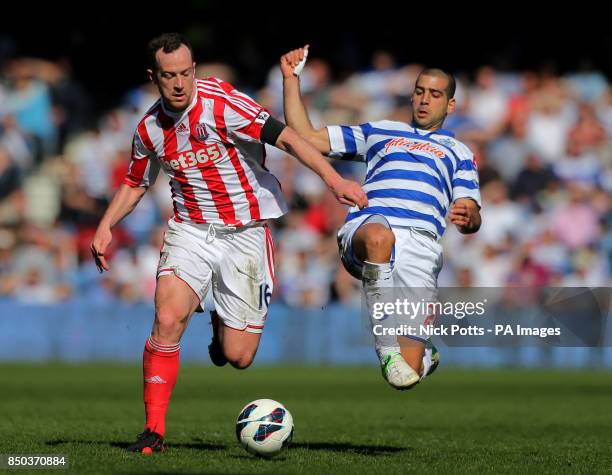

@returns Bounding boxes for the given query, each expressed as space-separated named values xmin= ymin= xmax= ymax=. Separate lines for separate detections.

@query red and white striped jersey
xmin=124 ymin=77 xmax=288 ymax=226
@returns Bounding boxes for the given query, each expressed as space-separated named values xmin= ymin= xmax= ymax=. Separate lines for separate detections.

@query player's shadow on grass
xmin=256 ymin=442 xmax=405 ymax=456
xmin=46 ymin=439 xmax=227 ymax=451
xmin=231 ymin=442 xmax=405 ymax=459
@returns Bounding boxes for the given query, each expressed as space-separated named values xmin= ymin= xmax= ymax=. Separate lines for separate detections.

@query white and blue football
xmin=235 ymin=399 xmax=294 ymax=457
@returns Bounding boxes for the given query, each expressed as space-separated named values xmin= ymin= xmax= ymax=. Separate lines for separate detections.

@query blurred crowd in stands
xmin=0 ymin=51 xmax=610 ymax=307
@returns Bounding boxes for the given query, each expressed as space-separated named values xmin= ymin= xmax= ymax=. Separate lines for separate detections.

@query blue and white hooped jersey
xmin=327 ymin=120 xmax=481 ymax=237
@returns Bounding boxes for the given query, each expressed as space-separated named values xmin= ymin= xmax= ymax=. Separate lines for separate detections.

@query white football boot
xmin=380 ymin=352 xmax=420 ymax=390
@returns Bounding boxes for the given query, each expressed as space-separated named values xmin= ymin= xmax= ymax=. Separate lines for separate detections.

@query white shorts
xmin=338 ymin=214 xmax=444 ymax=341
xmin=337 ymin=214 xmax=443 ymax=288
xmin=157 ymin=219 xmax=275 ymax=334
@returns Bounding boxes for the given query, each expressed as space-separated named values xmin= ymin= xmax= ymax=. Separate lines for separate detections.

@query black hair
xmin=418 ymin=68 xmax=456 ymax=98
xmin=147 ymin=33 xmax=193 ymax=71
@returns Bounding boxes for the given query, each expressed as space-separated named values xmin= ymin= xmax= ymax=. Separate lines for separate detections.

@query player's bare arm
xmin=449 ymin=198 xmax=481 ymax=234
xmin=280 ymin=45 xmax=331 ymax=154
xmin=274 ymin=126 xmax=367 ymax=209
xmin=91 ymin=184 xmax=148 ymax=272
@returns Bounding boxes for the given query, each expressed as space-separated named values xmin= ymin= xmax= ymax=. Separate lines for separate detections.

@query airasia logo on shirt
xmin=161 ymin=144 xmax=222 ymax=171
xmin=384 ymin=138 xmax=446 ymax=158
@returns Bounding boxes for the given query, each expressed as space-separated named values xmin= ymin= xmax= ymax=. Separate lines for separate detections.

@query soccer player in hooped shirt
xmin=280 ymin=46 xmax=482 ymax=390
xmin=90 ymin=34 xmax=367 ymax=453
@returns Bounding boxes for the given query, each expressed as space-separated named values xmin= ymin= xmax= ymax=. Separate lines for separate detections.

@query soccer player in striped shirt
xmin=281 ymin=46 xmax=481 ymax=391
xmin=90 ymin=34 xmax=367 ymax=453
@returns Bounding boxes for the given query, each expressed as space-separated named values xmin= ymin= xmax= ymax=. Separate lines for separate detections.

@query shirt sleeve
xmin=214 ymin=78 xmax=270 ymax=143
xmin=124 ymin=130 xmax=160 ymax=188
xmin=325 ymin=123 xmax=369 ymax=162
xmin=451 ymin=150 xmax=481 ymax=207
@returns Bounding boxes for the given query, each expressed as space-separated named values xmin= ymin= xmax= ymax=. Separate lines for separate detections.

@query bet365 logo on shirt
xmin=162 ymin=144 xmax=223 ymax=171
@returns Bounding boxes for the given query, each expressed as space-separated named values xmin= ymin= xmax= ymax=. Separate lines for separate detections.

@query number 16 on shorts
xmin=259 ymin=284 xmax=271 ymax=310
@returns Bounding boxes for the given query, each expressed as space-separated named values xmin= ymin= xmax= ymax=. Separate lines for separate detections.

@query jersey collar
xmin=411 ymin=123 xmax=455 ymax=138
xmin=160 ymin=88 xmax=198 ymax=118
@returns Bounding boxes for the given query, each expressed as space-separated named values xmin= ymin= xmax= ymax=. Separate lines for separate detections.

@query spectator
xmin=0 ymin=53 xmax=609 ymax=303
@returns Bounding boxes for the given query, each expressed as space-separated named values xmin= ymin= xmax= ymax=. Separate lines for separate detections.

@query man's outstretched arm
xmin=273 ymin=125 xmax=367 ymax=209
xmin=91 ymin=184 xmax=148 ymax=272
xmin=280 ymin=45 xmax=332 ymax=154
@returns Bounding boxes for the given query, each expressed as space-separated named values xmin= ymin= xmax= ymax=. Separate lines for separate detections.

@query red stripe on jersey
xmin=158 ymin=109 xmax=204 ymax=223
xmin=125 ymin=107 xmax=159 ymax=187
xmin=124 ymin=154 xmax=148 ymax=187
xmin=231 ymin=94 xmax=263 ymax=117
xmin=198 ymin=83 xmax=265 ymax=142
xmin=225 ymin=94 xmax=260 ymax=116
xmin=137 ymin=113 xmax=155 ymax=151
xmin=216 ymin=79 xmax=262 ymax=115
xmin=236 ymin=120 xmax=264 ymax=142
xmin=211 ymin=97 xmax=261 ymax=221
xmin=188 ymin=97 xmax=238 ymax=225
xmin=198 ymin=80 xmax=260 ymax=117
xmin=197 ymin=86 xmax=258 ymax=121
xmin=198 ymin=79 xmax=260 ymax=116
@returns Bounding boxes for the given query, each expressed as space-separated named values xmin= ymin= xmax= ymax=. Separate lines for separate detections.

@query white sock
xmin=362 ymin=260 xmax=396 ymax=362
xmin=420 ymin=347 xmax=433 ymax=380
xmin=362 ymin=260 xmax=393 ymax=283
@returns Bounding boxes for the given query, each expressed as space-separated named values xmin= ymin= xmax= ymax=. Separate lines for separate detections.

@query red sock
xmin=142 ymin=335 xmax=180 ymax=437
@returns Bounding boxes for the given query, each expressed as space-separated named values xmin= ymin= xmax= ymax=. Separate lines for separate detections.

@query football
xmin=235 ymin=399 xmax=294 ymax=457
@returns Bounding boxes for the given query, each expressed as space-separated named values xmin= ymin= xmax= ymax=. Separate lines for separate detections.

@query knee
xmin=226 ymin=350 xmax=256 ymax=370
xmin=154 ymin=306 xmax=188 ymax=339
xmin=355 ymin=224 xmax=395 ymax=261
xmin=365 ymin=227 xmax=395 ymax=251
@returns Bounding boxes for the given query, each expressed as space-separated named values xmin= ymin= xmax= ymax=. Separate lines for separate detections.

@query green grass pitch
xmin=1 ymin=364 xmax=611 ymax=474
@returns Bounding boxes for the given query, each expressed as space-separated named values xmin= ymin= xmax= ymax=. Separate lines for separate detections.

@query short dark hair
xmin=147 ymin=33 xmax=193 ymax=71
xmin=418 ymin=68 xmax=456 ymax=99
